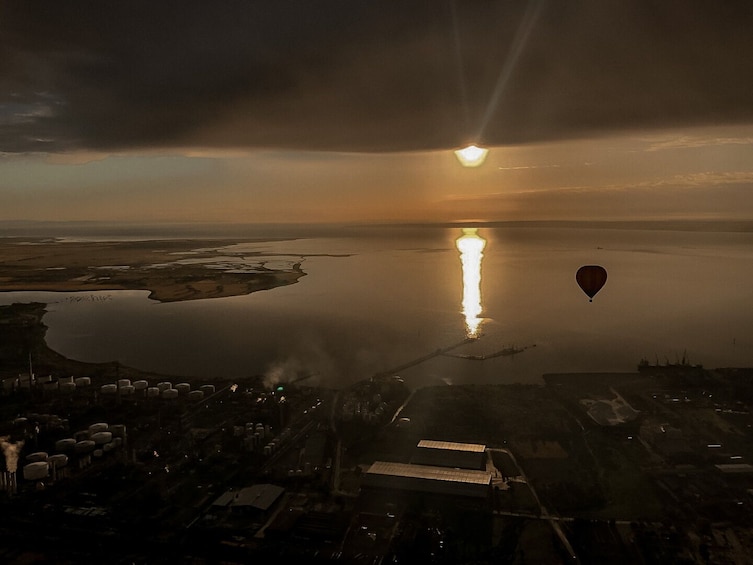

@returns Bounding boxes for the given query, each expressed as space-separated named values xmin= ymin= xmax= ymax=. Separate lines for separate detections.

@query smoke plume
xmin=0 ymin=436 xmax=25 ymax=473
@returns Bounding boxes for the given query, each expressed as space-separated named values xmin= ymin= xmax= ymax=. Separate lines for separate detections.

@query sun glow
xmin=454 ymin=145 xmax=489 ymax=167
xmin=456 ymin=228 xmax=486 ymax=337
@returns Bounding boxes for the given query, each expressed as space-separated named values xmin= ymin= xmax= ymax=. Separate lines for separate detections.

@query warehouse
xmin=361 ymin=461 xmax=492 ymax=499
xmin=410 ymin=439 xmax=487 ymax=470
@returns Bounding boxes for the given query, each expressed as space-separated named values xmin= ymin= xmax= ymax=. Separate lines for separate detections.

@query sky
xmin=2 ymin=1 xmax=753 ymax=225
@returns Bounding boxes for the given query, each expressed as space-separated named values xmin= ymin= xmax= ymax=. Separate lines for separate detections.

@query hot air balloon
xmin=576 ymin=265 xmax=607 ymax=302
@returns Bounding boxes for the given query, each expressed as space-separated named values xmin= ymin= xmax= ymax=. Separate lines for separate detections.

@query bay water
xmin=2 ymin=224 xmax=752 ymax=389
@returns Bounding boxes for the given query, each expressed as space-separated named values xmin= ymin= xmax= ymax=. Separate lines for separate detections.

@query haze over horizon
xmin=2 ymin=1 xmax=753 ymax=225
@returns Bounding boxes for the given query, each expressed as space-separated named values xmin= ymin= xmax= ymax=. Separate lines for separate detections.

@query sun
xmin=454 ymin=145 xmax=489 ymax=167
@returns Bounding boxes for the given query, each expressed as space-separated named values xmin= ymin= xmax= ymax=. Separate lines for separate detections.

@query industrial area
xmin=3 ymin=302 xmax=753 ymax=563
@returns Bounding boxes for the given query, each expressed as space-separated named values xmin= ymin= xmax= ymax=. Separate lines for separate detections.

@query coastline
xmin=0 ymin=301 xmax=236 ymax=388
xmin=0 ymin=237 xmax=306 ymax=303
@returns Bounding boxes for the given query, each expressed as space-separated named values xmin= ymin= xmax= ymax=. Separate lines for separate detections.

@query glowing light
xmin=454 ymin=145 xmax=489 ymax=167
xmin=456 ymin=228 xmax=486 ymax=337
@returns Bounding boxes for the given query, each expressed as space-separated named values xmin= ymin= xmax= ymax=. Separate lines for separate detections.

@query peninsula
xmin=0 ymin=237 xmax=307 ymax=302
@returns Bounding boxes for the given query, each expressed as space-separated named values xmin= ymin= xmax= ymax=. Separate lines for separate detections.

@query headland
xmin=0 ymin=237 xmax=307 ymax=302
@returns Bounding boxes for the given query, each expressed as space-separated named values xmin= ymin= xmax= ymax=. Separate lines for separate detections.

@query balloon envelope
xmin=576 ymin=265 xmax=607 ymax=302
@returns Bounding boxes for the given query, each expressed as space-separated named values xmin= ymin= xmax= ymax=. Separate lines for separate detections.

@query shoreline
xmin=0 ymin=301 xmax=239 ymax=389
xmin=0 ymin=237 xmax=307 ymax=303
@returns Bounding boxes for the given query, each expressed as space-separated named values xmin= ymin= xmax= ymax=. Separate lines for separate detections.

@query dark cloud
xmin=2 ymin=0 xmax=753 ymax=153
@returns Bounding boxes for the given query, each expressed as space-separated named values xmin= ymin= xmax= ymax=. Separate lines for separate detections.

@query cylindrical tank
xmin=117 ymin=379 xmax=131 ymax=388
xmin=133 ymin=380 xmax=149 ymax=390
xmin=157 ymin=381 xmax=172 ymax=392
xmin=200 ymin=384 xmax=215 ymax=395
xmin=110 ymin=424 xmax=126 ymax=438
xmin=74 ymin=376 xmax=91 ymax=387
xmin=55 ymin=438 xmax=77 ymax=452
xmin=48 ymin=454 xmax=68 ymax=468
xmin=88 ymin=422 xmax=108 ymax=434
xmin=100 ymin=384 xmax=117 ymax=395
xmin=103 ymin=443 xmax=114 ymax=453
xmin=161 ymin=388 xmax=179 ymax=400
xmin=59 ymin=382 xmax=76 ymax=394
xmin=112 ymin=437 xmax=123 ymax=448
xmin=25 ymin=452 xmax=48 ymax=463
xmin=147 ymin=387 xmax=160 ymax=398
xmin=91 ymin=431 xmax=113 ymax=445
xmin=59 ymin=376 xmax=74 ymax=384
xmin=74 ymin=440 xmax=96 ymax=454
xmin=73 ymin=430 xmax=90 ymax=442
xmin=189 ymin=390 xmax=204 ymax=401
xmin=119 ymin=385 xmax=135 ymax=396
xmin=23 ymin=462 xmax=49 ymax=481
xmin=175 ymin=383 xmax=191 ymax=395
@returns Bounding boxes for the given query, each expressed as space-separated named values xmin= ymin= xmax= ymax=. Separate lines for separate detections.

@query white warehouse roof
xmin=417 ymin=439 xmax=486 ymax=453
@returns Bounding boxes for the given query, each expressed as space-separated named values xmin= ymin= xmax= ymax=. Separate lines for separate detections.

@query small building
xmin=212 ymin=483 xmax=285 ymax=518
xmin=715 ymin=463 xmax=753 ymax=474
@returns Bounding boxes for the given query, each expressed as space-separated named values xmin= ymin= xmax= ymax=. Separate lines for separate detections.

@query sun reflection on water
xmin=456 ymin=228 xmax=486 ymax=338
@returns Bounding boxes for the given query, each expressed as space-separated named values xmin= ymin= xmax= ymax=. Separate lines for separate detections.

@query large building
xmin=361 ymin=439 xmax=492 ymax=500
xmin=410 ymin=439 xmax=486 ymax=470
xmin=362 ymin=460 xmax=492 ymax=498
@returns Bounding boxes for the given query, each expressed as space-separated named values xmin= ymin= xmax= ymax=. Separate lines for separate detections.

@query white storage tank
xmin=175 ymin=382 xmax=191 ymax=395
xmin=188 ymin=390 xmax=204 ymax=401
xmin=117 ymin=379 xmax=131 ymax=388
xmin=91 ymin=431 xmax=113 ymax=445
xmin=119 ymin=385 xmax=135 ymax=396
xmin=147 ymin=387 xmax=160 ymax=398
xmin=161 ymin=388 xmax=179 ymax=400
xmin=157 ymin=381 xmax=172 ymax=392
xmin=25 ymin=452 xmax=48 ymax=463
xmin=48 ymin=454 xmax=68 ymax=468
xmin=59 ymin=382 xmax=76 ymax=394
xmin=23 ymin=462 xmax=49 ymax=481
xmin=133 ymin=380 xmax=149 ymax=390
xmin=88 ymin=422 xmax=109 ymax=434
xmin=43 ymin=380 xmax=59 ymax=392
xmin=74 ymin=376 xmax=91 ymax=387
xmin=200 ymin=384 xmax=215 ymax=395
xmin=55 ymin=438 xmax=77 ymax=452
xmin=74 ymin=440 xmax=96 ymax=455
xmin=73 ymin=430 xmax=90 ymax=442
xmin=100 ymin=384 xmax=117 ymax=395
xmin=59 ymin=376 xmax=74 ymax=384
xmin=103 ymin=443 xmax=114 ymax=453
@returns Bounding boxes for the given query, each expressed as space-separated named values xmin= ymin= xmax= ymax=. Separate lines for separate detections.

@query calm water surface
xmin=2 ymin=226 xmax=753 ymax=389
